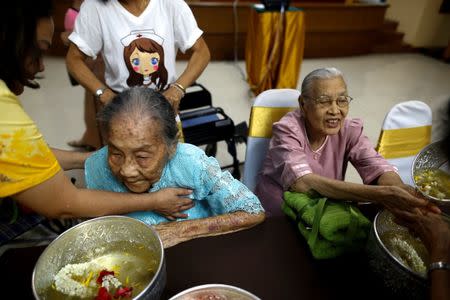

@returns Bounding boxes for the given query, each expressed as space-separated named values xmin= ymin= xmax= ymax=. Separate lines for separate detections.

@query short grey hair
xmin=300 ymin=67 xmax=344 ymax=99
xmin=97 ymin=87 xmax=178 ymax=148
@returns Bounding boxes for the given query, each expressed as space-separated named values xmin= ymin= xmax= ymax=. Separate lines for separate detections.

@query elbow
xmin=253 ymin=211 xmax=266 ymax=225
xmin=203 ymin=46 xmax=211 ymax=64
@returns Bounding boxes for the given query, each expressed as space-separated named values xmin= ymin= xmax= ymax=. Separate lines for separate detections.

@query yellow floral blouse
xmin=0 ymin=80 xmax=60 ymax=198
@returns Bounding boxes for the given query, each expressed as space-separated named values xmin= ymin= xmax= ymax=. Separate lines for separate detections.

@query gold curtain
xmin=245 ymin=7 xmax=305 ymax=96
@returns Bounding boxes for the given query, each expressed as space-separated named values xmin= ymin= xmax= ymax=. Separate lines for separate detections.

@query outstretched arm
xmin=290 ymin=173 xmax=433 ymax=214
xmin=12 ymin=170 xmax=194 ymax=219
xmin=66 ymin=43 xmax=116 ymax=104
xmin=51 ymin=148 xmax=91 ymax=170
xmin=154 ymin=211 xmax=265 ymax=248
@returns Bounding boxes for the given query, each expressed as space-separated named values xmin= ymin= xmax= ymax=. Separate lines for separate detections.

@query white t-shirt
xmin=69 ymin=0 xmax=203 ymax=92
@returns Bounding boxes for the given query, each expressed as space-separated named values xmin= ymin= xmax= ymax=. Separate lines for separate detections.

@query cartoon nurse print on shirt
xmin=121 ymin=30 xmax=168 ymax=90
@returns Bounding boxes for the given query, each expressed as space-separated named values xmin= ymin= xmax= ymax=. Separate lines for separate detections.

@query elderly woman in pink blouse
xmin=255 ymin=67 xmax=437 ymax=216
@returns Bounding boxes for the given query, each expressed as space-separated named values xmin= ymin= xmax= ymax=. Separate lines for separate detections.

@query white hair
xmin=300 ymin=67 xmax=344 ymax=99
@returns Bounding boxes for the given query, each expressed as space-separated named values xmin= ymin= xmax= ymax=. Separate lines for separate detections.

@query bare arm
xmin=174 ymin=36 xmax=210 ymax=89
xmin=12 ymin=170 xmax=193 ymax=219
xmin=66 ymin=43 xmax=115 ymax=103
xmin=162 ymin=37 xmax=210 ymax=111
xmin=51 ymin=148 xmax=91 ymax=170
xmin=291 ymin=173 xmax=428 ymax=213
xmin=154 ymin=211 xmax=265 ymax=248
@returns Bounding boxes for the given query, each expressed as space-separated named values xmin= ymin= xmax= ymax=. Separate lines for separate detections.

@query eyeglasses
xmin=307 ymin=95 xmax=353 ymax=108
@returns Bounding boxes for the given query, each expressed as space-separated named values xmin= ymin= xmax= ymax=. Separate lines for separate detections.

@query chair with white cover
xmin=243 ymin=89 xmax=300 ymax=192
xmin=376 ymin=100 xmax=432 ymax=186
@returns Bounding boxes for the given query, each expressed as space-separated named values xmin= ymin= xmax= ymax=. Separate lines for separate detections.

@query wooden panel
xmin=304 ymin=31 xmax=376 ymax=57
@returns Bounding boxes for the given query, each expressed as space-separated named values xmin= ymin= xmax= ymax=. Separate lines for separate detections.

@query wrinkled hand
xmin=162 ymin=86 xmax=183 ymax=114
xmin=394 ymin=209 xmax=450 ymax=261
xmin=398 ymin=184 xmax=441 ymax=214
xmin=381 ymin=185 xmax=436 ymax=215
xmin=153 ymin=188 xmax=194 ymax=221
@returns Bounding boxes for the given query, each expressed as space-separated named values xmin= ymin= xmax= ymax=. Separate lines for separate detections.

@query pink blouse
xmin=255 ymin=109 xmax=397 ymax=216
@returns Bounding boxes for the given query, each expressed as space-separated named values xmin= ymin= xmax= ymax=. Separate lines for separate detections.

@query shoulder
xmin=174 ymin=143 xmax=205 ymax=158
xmin=0 ymin=81 xmax=35 ymax=126
xmin=85 ymin=146 xmax=109 ymax=172
xmin=272 ymin=109 xmax=306 ymax=140
xmin=274 ymin=109 xmax=302 ymax=130
xmin=342 ymin=118 xmax=364 ymax=136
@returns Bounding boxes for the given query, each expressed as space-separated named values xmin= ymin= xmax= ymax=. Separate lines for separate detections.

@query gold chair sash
xmin=248 ymin=106 xmax=296 ymax=138
xmin=376 ymin=125 xmax=431 ymax=159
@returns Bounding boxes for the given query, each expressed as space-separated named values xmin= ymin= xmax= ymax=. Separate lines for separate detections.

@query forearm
xmin=66 ymin=44 xmax=105 ymax=94
xmin=13 ymin=171 xmax=159 ymax=219
xmin=155 ymin=211 xmax=265 ymax=248
xmin=51 ymin=148 xmax=91 ymax=170
xmin=291 ymin=173 xmax=388 ymax=204
xmin=174 ymin=37 xmax=210 ymax=88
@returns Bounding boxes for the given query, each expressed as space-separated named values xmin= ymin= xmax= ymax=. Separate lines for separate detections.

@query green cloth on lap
xmin=282 ymin=191 xmax=371 ymax=259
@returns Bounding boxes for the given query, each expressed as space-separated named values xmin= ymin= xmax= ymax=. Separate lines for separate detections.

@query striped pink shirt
xmin=255 ymin=109 xmax=397 ymax=216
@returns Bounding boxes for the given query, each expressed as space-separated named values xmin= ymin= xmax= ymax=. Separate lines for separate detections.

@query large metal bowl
xmin=169 ymin=284 xmax=261 ymax=300
xmin=412 ymin=140 xmax=450 ymax=207
xmin=32 ymin=216 xmax=166 ymax=299
xmin=366 ymin=210 xmax=428 ymax=300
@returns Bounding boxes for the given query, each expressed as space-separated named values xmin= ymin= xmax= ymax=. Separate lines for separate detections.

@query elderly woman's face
xmin=302 ymin=77 xmax=349 ymax=138
xmin=107 ymin=117 xmax=172 ymax=193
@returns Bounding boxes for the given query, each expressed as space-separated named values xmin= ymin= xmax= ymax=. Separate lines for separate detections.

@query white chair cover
xmin=377 ymin=100 xmax=432 ymax=186
xmin=243 ymin=89 xmax=300 ymax=192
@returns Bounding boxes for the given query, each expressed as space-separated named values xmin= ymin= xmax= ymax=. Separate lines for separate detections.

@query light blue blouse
xmin=85 ymin=143 xmax=263 ymax=225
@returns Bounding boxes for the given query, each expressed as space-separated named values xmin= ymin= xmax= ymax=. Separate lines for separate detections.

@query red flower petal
xmin=96 ymin=287 xmax=112 ymax=300
xmin=114 ymin=286 xmax=133 ymax=298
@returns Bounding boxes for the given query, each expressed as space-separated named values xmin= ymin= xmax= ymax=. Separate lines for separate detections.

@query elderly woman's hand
xmin=394 ymin=209 xmax=450 ymax=262
xmin=380 ymin=185 xmax=433 ymax=214
xmin=153 ymin=187 xmax=195 ymax=221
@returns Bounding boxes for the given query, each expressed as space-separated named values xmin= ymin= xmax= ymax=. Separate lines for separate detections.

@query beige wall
xmin=386 ymin=0 xmax=450 ymax=47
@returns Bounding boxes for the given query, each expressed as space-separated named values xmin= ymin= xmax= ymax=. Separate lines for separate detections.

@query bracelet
xmin=428 ymin=261 xmax=450 ymax=273
xmin=170 ymin=82 xmax=186 ymax=95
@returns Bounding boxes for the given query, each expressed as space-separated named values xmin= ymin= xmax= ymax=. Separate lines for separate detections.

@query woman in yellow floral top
xmin=0 ymin=0 xmax=194 ymax=241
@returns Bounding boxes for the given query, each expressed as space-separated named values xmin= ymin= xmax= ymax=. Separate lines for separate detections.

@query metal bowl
xmin=366 ymin=210 xmax=428 ymax=300
xmin=169 ymin=284 xmax=261 ymax=300
xmin=32 ymin=216 xmax=166 ymax=300
xmin=412 ymin=140 xmax=450 ymax=206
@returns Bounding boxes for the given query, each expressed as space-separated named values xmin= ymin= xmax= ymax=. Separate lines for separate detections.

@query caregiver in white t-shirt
xmin=66 ymin=0 xmax=210 ymax=112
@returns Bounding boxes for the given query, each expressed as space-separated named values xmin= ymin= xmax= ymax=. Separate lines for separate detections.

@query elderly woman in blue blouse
xmin=85 ymin=87 xmax=265 ymax=247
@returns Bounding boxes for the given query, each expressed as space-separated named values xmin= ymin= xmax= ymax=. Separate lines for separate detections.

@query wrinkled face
xmin=23 ymin=17 xmax=54 ymax=82
xmin=107 ymin=117 xmax=173 ymax=193
xmin=301 ymin=77 xmax=349 ymax=140
xmin=130 ymin=48 xmax=160 ymax=76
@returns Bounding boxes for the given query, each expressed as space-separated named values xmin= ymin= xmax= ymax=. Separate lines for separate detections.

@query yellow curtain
xmin=245 ymin=7 xmax=305 ymax=96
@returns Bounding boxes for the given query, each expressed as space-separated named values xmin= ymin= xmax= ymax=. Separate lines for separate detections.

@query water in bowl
xmin=38 ymin=240 xmax=158 ymax=300
xmin=415 ymin=168 xmax=450 ymax=200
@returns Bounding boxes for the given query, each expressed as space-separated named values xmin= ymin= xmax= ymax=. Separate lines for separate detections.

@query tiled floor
xmin=21 ymin=53 xmax=450 ymax=184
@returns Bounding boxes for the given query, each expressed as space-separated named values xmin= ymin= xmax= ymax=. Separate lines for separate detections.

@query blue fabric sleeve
xmin=184 ymin=145 xmax=264 ymax=215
